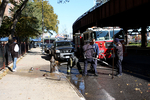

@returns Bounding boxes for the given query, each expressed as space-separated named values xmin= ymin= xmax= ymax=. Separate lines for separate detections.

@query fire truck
xmin=74 ymin=27 xmax=127 ymax=59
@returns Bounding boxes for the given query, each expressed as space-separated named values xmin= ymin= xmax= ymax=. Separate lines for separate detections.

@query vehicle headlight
xmin=56 ymin=50 xmax=60 ymax=53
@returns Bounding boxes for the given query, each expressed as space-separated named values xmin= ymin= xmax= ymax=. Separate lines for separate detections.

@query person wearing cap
xmin=114 ymin=38 xmax=123 ymax=77
xmin=82 ymin=40 xmax=98 ymax=76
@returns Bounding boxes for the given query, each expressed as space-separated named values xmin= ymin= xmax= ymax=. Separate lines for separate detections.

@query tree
xmin=35 ymin=0 xmax=59 ymax=34
xmin=0 ymin=0 xmax=59 ymax=41
xmin=0 ymin=0 xmax=9 ymax=27
xmin=10 ymin=0 xmax=29 ymax=39
xmin=0 ymin=0 xmax=28 ymax=29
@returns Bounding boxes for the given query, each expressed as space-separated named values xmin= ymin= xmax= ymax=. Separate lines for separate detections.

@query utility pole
xmin=42 ymin=0 xmax=44 ymax=53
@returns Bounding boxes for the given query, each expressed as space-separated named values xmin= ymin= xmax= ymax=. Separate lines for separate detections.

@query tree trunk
xmin=10 ymin=0 xmax=28 ymax=38
xmin=0 ymin=0 xmax=9 ymax=27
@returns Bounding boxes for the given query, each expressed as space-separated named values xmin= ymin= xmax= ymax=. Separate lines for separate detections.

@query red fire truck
xmin=74 ymin=27 xmax=127 ymax=59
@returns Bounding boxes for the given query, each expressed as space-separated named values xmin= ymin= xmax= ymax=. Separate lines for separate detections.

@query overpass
xmin=72 ymin=0 xmax=150 ymax=47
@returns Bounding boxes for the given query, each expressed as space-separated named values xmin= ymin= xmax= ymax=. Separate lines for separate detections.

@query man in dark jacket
xmin=89 ymin=38 xmax=99 ymax=73
xmin=82 ymin=40 xmax=98 ymax=76
xmin=10 ymin=38 xmax=19 ymax=72
xmin=114 ymin=38 xmax=123 ymax=77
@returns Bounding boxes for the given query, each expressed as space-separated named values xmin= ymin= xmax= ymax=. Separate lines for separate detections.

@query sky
xmin=48 ymin=0 xmax=95 ymax=36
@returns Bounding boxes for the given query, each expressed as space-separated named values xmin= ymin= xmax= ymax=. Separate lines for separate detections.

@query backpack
xmin=14 ymin=44 xmax=19 ymax=52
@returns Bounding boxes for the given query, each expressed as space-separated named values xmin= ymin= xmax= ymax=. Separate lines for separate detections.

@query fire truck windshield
xmin=91 ymin=30 xmax=121 ymax=41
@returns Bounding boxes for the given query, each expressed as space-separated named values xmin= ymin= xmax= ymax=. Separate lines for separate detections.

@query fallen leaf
xmin=139 ymin=83 xmax=142 ymax=85
xmin=118 ymin=84 xmax=120 ymax=86
xmin=135 ymin=88 xmax=140 ymax=91
xmin=127 ymin=84 xmax=129 ymax=86
xmin=120 ymin=91 xmax=123 ymax=93
xmin=135 ymin=80 xmax=137 ymax=82
xmin=85 ymin=93 xmax=88 ymax=95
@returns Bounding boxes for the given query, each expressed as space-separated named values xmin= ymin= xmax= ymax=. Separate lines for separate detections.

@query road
xmin=54 ymin=56 xmax=150 ymax=100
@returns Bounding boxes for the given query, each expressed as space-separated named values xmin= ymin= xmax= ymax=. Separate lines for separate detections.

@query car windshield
xmin=56 ymin=42 xmax=71 ymax=47
xmin=47 ymin=44 xmax=52 ymax=47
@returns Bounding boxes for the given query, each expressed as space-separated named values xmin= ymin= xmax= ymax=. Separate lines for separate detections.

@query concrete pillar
xmin=141 ymin=26 xmax=147 ymax=47
xmin=123 ymin=28 xmax=128 ymax=45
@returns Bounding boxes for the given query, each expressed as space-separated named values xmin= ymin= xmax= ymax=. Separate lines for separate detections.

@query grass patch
xmin=128 ymin=42 xmax=150 ymax=47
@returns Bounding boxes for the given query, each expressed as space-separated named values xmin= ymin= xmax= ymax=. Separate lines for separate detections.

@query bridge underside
xmin=73 ymin=0 xmax=150 ymax=33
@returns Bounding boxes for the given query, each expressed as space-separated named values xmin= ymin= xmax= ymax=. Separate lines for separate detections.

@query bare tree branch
xmin=57 ymin=0 xmax=69 ymax=4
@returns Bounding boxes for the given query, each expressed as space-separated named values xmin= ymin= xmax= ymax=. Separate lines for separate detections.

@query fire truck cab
xmin=74 ymin=27 xmax=126 ymax=59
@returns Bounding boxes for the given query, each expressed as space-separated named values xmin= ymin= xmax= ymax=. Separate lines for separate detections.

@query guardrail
xmin=0 ymin=42 xmax=33 ymax=70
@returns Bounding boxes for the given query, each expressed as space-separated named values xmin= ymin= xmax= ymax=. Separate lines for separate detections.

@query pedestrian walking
xmin=10 ymin=38 xmax=19 ymax=72
xmin=89 ymin=38 xmax=99 ymax=73
xmin=114 ymin=38 xmax=123 ymax=77
xmin=82 ymin=40 xmax=98 ymax=76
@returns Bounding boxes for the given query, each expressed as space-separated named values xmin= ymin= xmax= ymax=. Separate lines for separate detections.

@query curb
xmin=60 ymin=73 xmax=86 ymax=100
xmin=0 ymin=55 xmax=24 ymax=79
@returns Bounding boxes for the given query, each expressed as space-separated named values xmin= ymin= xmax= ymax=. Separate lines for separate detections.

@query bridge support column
xmin=141 ymin=26 xmax=147 ymax=47
xmin=123 ymin=28 xmax=128 ymax=45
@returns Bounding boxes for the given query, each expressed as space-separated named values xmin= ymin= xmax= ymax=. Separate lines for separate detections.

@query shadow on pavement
xmin=41 ymin=54 xmax=52 ymax=61
xmin=96 ymin=56 xmax=150 ymax=82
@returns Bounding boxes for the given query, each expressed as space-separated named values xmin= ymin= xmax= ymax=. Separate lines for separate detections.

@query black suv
xmin=50 ymin=39 xmax=74 ymax=61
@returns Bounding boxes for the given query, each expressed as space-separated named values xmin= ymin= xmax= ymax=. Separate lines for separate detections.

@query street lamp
xmin=42 ymin=0 xmax=44 ymax=53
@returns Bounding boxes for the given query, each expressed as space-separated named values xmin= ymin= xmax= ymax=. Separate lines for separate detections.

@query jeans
xmin=13 ymin=57 xmax=17 ymax=70
xmin=116 ymin=56 xmax=123 ymax=75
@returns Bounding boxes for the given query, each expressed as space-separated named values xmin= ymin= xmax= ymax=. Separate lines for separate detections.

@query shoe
xmin=12 ymin=69 xmax=16 ymax=72
xmin=88 ymin=69 xmax=95 ymax=73
xmin=94 ymin=73 xmax=98 ymax=76
xmin=117 ymin=74 xmax=122 ymax=77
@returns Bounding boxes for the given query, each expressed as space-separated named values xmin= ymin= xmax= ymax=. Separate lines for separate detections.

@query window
xmin=95 ymin=31 xmax=109 ymax=40
xmin=56 ymin=42 xmax=71 ymax=47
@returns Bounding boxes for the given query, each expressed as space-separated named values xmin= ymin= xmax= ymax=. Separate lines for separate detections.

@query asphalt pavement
xmin=1 ymin=46 xmax=150 ymax=100
xmin=58 ymin=61 xmax=150 ymax=100
xmin=0 ymin=47 xmax=85 ymax=100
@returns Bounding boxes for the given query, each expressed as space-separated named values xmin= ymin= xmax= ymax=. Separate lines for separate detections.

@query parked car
xmin=44 ymin=43 xmax=53 ymax=54
xmin=50 ymin=39 xmax=75 ymax=61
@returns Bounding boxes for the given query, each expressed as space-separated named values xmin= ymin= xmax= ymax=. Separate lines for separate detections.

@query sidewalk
xmin=0 ymin=47 xmax=85 ymax=100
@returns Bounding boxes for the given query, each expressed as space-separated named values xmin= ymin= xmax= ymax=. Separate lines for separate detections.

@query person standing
xmin=114 ymin=38 xmax=123 ymax=77
xmin=89 ymin=38 xmax=99 ymax=72
xmin=10 ymin=38 xmax=19 ymax=72
xmin=82 ymin=40 xmax=98 ymax=76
